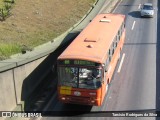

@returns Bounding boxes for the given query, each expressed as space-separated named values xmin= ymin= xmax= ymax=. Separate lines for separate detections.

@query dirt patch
xmin=0 ymin=0 xmax=95 ymax=59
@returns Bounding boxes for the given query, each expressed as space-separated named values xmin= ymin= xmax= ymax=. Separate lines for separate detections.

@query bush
xmin=0 ymin=0 xmax=14 ymax=21
xmin=0 ymin=43 xmax=21 ymax=60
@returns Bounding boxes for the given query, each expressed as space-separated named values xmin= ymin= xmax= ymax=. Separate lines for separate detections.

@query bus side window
xmin=118 ymin=30 xmax=121 ymax=41
xmin=114 ymin=37 xmax=117 ymax=48
xmin=109 ymin=49 xmax=112 ymax=62
xmin=118 ymin=23 xmax=123 ymax=39
xmin=115 ymin=36 xmax=118 ymax=47
xmin=112 ymin=42 xmax=115 ymax=55
xmin=116 ymin=35 xmax=119 ymax=44
xmin=108 ymin=49 xmax=111 ymax=55
xmin=112 ymin=48 xmax=114 ymax=55
xmin=121 ymin=22 xmax=124 ymax=33
xmin=122 ymin=22 xmax=125 ymax=32
xmin=119 ymin=29 xmax=122 ymax=37
xmin=105 ymin=58 xmax=110 ymax=72
xmin=118 ymin=30 xmax=120 ymax=36
xmin=115 ymin=42 xmax=117 ymax=47
xmin=119 ymin=24 xmax=123 ymax=37
xmin=113 ymin=38 xmax=117 ymax=49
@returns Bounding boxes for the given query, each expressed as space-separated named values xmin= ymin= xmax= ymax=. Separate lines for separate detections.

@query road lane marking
xmin=112 ymin=0 xmax=122 ymax=13
xmin=138 ymin=4 xmax=141 ymax=9
xmin=117 ymin=53 xmax=125 ymax=73
xmin=131 ymin=21 xmax=136 ymax=30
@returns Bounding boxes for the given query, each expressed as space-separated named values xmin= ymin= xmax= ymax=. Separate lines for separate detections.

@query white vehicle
xmin=141 ymin=3 xmax=154 ymax=17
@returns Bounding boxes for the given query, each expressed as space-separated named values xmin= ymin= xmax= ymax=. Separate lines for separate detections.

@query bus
xmin=57 ymin=13 xmax=125 ymax=106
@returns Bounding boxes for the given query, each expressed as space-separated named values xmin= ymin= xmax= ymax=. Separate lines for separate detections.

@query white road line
xmin=117 ymin=53 xmax=125 ymax=73
xmin=138 ymin=4 xmax=141 ymax=9
xmin=131 ymin=21 xmax=136 ymax=30
xmin=112 ymin=0 xmax=122 ymax=13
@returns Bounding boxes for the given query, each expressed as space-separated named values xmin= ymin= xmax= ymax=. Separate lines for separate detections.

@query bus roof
xmin=58 ymin=14 xmax=125 ymax=64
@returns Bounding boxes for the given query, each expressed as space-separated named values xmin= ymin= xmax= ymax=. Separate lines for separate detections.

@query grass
xmin=0 ymin=0 xmax=4 ymax=7
xmin=0 ymin=43 xmax=21 ymax=60
xmin=0 ymin=0 xmax=14 ymax=18
xmin=0 ymin=0 xmax=96 ymax=60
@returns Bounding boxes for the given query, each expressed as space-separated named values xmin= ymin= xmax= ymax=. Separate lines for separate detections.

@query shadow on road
xmin=21 ymin=31 xmax=81 ymax=112
xmin=128 ymin=11 xmax=141 ymax=18
xmin=43 ymin=103 xmax=93 ymax=117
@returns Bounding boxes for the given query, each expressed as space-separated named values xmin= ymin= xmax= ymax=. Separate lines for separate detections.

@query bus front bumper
xmin=59 ymin=95 xmax=101 ymax=106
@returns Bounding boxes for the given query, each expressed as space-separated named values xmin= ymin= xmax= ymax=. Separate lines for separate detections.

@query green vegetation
xmin=0 ymin=0 xmax=96 ymax=60
xmin=0 ymin=0 xmax=14 ymax=7
xmin=0 ymin=1 xmax=3 ymax=8
xmin=0 ymin=43 xmax=21 ymax=60
xmin=0 ymin=0 xmax=15 ymax=21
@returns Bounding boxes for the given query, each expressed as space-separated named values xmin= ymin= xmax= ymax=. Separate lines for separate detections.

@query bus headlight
xmin=61 ymin=97 xmax=66 ymax=100
xmin=91 ymin=100 xmax=95 ymax=103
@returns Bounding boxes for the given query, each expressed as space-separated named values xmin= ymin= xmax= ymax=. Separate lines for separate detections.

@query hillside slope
xmin=0 ymin=0 xmax=95 ymax=60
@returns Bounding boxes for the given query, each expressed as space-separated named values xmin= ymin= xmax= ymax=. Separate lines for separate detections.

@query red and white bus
xmin=57 ymin=13 xmax=125 ymax=106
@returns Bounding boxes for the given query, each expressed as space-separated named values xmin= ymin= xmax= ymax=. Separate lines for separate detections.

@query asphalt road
xmin=106 ymin=0 xmax=157 ymax=111
xmin=41 ymin=0 xmax=159 ymax=120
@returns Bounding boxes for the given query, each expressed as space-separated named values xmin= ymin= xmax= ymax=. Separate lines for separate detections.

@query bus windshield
xmin=58 ymin=67 xmax=102 ymax=89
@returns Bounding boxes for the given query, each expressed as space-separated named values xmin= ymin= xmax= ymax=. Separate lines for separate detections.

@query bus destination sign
xmin=60 ymin=60 xmax=96 ymax=66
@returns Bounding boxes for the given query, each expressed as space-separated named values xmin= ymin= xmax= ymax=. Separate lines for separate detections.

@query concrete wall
xmin=0 ymin=70 xmax=16 ymax=111
xmin=13 ymin=56 xmax=47 ymax=104
xmin=0 ymin=56 xmax=47 ymax=112
xmin=0 ymin=0 xmax=121 ymax=112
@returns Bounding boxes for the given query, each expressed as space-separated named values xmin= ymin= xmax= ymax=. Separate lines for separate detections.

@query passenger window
xmin=116 ymin=35 xmax=119 ymax=42
xmin=119 ymin=35 xmax=120 ymax=41
xmin=109 ymin=49 xmax=111 ymax=55
xmin=120 ymin=29 xmax=122 ymax=36
xmin=112 ymin=49 xmax=114 ymax=55
xmin=118 ymin=30 xmax=120 ymax=36
xmin=115 ymin=42 xmax=117 ymax=47
xmin=109 ymin=56 xmax=111 ymax=62
xmin=108 ymin=48 xmax=112 ymax=62
xmin=105 ymin=58 xmax=110 ymax=71
xmin=121 ymin=22 xmax=124 ymax=32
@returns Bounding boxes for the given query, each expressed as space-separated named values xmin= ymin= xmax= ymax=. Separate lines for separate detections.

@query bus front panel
xmin=57 ymin=63 xmax=103 ymax=106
